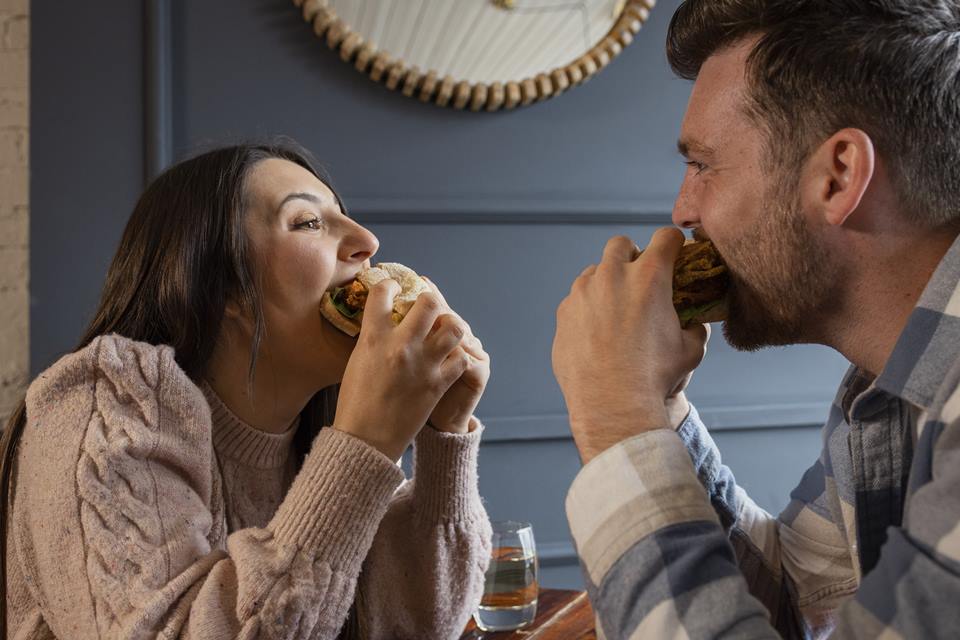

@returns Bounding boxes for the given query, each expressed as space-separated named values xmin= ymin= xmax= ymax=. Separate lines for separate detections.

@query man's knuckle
xmin=387 ymin=344 xmax=410 ymax=366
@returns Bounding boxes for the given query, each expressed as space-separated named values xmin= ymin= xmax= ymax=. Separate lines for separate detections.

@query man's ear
xmin=804 ymin=128 xmax=876 ymax=227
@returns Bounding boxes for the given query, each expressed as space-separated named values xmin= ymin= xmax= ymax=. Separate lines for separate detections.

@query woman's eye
xmin=295 ymin=217 xmax=324 ymax=231
xmin=685 ymin=160 xmax=707 ymax=175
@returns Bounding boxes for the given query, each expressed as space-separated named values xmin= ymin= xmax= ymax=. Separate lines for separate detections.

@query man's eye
xmin=684 ymin=160 xmax=707 ymax=175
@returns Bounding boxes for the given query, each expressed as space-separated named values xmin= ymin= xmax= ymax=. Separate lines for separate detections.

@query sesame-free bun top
xmin=356 ymin=263 xmax=429 ymax=319
xmin=320 ymin=262 xmax=429 ymax=337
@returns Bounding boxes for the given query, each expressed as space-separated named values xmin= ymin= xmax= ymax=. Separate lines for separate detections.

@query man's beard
xmin=721 ymin=184 xmax=843 ymax=351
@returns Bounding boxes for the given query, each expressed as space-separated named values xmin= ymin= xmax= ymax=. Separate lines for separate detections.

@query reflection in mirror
xmin=294 ymin=0 xmax=655 ymax=111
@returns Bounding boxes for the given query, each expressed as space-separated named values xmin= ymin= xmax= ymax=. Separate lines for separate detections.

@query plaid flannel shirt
xmin=566 ymin=232 xmax=960 ymax=639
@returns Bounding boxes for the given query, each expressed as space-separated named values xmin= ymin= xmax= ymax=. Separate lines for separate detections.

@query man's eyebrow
xmin=677 ymin=138 xmax=716 ymax=158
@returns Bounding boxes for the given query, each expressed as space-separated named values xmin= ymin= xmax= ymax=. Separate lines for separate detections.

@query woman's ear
xmin=224 ymin=298 xmax=243 ymax=320
xmin=804 ymin=128 xmax=876 ymax=227
xmin=223 ymin=298 xmax=255 ymax=335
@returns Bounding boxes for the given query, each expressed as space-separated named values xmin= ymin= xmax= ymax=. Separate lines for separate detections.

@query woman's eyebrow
xmin=277 ymin=192 xmax=323 ymax=210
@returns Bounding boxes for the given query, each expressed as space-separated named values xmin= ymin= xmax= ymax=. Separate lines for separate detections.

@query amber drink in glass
xmin=473 ymin=521 xmax=539 ymax=632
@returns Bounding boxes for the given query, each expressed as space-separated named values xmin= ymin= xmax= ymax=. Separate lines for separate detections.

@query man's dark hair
xmin=667 ymin=0 xmax=960 ymax=227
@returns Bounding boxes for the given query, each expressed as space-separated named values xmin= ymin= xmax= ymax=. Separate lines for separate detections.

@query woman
xmin=0 ymin=141 xmax=492 ymax=639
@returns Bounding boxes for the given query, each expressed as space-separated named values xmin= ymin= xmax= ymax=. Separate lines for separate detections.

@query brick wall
xmin=0 ymin=0 xmax=28 ymax=421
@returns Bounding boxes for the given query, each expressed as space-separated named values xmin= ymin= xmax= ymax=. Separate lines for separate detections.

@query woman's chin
xmin=318 ymin=316 xmax=358 ymax=358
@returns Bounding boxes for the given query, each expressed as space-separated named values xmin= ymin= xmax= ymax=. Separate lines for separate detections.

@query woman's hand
xmin=333 ymin=279 xmax=471 ymax=460
xmin=422 ymin=278 xmax=490 ymax=435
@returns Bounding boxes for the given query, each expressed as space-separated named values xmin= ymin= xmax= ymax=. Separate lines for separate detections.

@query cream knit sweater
xmin=6 ymin=334 xmax=492 ymax=639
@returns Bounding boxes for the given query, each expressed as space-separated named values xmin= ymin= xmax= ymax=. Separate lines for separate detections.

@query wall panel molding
xmin=351 ymin=198 xmax=676 ymax=224
xmin=538 ymin=542 xmax=578 ymax=567
xmin=480 ymin=401 xmax=827 ymax=443
xmin=144 ymin=0 xmax=173 ymax=183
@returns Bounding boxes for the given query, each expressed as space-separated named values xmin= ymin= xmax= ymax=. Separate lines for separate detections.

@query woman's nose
xmin=340 ymin=222 xmax=379 ymax=263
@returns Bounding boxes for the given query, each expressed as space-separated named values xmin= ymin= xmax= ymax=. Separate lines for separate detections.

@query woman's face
xmin=239 ymin=157 xmax=379 ymax=388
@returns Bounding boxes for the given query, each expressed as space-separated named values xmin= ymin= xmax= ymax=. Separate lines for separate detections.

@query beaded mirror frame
xmin=292 ymin=0 xmax=655 ymax=112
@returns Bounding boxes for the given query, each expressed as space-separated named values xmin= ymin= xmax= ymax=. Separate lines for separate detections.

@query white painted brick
xmin=0 ymin=166 xmax=27 ymax=205
xmin=1 ymin=14 xmax=27 ymax=50
xmin=0 ymin=206 xmax=26 ymax=247
xmin=0 ymin=0 xmax=27 ymax=15
xmin=0 ymin=367 xmax=28 ymax=421
xmin=0 ymin=88 xmax=26 ymax=127
xmin=0 ymin=291 xmax=27 ymax=386
xmin=0 ymin=49 xmax=27 ymax=88
xmin=0 ymin=247 xmax=26 ymax=289
xmin=0 ymin=200 xmax=24 ymax=219
xmin=0 ymin=127 xmax=26 ymax=165
xmin=0 ymin=289 xmax=26 ymax=347
xmin=0 ymin=0 xmax=27 ymax=419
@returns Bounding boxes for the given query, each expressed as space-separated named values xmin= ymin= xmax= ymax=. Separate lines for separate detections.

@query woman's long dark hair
xmin=0 ymin=140 xmax=363 ymax=639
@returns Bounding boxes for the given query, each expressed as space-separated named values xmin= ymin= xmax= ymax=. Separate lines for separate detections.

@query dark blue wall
xmin=32 ymin=0 xmax=850 ymax=588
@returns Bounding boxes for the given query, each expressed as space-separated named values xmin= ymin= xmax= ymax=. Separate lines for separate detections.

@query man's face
xmin=672 ymin=38 xmax=843 ymax=350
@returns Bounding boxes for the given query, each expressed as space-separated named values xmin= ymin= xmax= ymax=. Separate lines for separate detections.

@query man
xmin=552 ymin=1 xmax=960 ymax=638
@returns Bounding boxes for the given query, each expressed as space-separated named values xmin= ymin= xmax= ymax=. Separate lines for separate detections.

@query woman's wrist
xmin=331 ymin=422 xmax=409 ymax=461
xmin=427 ymin=415 xmax=478 ymax=435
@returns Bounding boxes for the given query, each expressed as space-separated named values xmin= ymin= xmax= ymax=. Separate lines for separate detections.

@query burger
xmin=320 ymin=262 xmax=429 ymax=337
xmin=672 ymin=238 xmax=730 ymax=328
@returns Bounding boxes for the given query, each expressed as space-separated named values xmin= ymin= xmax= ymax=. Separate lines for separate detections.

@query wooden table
xmin=460 ymin=589 xmax=596 ymax=639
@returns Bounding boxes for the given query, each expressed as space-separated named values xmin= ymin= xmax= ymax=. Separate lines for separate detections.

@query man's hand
xmin=551 ymin=228 xmax=710 ymax=464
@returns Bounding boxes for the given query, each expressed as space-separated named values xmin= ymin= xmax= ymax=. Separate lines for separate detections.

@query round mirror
xmin=293 ymin=0 xmax=655 ymax=111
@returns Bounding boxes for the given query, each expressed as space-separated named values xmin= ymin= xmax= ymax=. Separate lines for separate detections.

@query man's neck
xmin=825 ymin=230 xmax=957 ymax=377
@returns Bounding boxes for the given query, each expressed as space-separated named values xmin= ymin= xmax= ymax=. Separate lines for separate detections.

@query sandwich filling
xmin=323 ymin=263 xmax=428 ymax=336
xmin=330 ymin=280 xmax=368 ymax=318
xmin=672 ymin=240 xmax=729 ymax=324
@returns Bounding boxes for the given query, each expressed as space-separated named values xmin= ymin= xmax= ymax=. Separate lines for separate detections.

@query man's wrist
xmin=568 ymin=400 xmax=670 ymax=464
xmin=665 ymin=392 xmax=691 ymax=431
xmin=569 ymin=399 xmax=669 ymax=431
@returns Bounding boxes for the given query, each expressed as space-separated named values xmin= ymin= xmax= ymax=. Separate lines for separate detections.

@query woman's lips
xmin=330 ymin=272 xmax=362 ymax=290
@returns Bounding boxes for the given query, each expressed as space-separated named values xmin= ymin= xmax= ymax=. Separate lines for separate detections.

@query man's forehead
xmin=700 ymin=38 xmax=755 ymax=89
xmin=680 ymin=42 xmax=755 ymax=151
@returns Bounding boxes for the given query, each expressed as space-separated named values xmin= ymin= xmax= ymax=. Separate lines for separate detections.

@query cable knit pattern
xmin=77 ymin=336 xmax=216 ymax=634
xmin=7 ymin=334 xmax=492 ymax=640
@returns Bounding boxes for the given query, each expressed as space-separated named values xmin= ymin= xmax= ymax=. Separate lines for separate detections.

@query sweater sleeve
xmin=358 ymin=422 xmax=492 ymax=640
xmin=14 ymin=335 xmax=404 ymax=640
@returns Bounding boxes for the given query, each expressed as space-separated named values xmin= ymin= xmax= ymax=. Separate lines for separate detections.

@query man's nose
xmin=671 ymin=187 xmax=700 ymax=230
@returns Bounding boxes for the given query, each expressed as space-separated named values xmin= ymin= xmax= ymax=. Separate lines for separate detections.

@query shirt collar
xmin=852 ymin=232 xmax=960 ymax=414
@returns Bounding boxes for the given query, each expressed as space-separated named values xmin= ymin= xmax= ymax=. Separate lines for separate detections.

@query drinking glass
xmin=473 ymin=520 xmax=539 ymax=632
